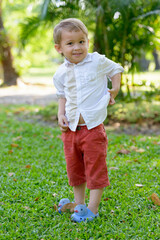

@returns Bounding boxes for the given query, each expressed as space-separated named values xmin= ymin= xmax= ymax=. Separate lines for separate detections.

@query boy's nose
xmin=74 ymin=43 xmax=80 ymax=50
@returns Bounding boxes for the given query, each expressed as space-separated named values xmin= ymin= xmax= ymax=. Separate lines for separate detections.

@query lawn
xmin=0 ymin=104 xmax=160 ymax=240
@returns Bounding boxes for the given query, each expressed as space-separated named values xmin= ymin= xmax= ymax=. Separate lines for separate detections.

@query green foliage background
xmin=2 ymin=0 xmax=160 ymax=75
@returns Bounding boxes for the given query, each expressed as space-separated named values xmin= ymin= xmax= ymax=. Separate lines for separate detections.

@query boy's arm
xmin=108 ymin=73 xmax=121 ymax=105
xmin=58 ymin=98 xmax=69 ymax=132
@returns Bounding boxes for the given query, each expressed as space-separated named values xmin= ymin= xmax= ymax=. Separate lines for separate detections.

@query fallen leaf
xmin=8 ymin=150 xmax=13 ymax=154
xmin=151 ymin=193 xmax=160 ymax=206
xmin=104 ymin=198 xmax=110 ymax=201
xmin=130 ymin=146 xmax=145 ymax=153
xmin=43 ymin=137 xmax=48 ymax=140
xmin=135 ymin=148 xmax=145 ymax=153
xmin=133 ymin=159 xmax=141 ymax=163
xmin=8 ymin=172 xmax=15 ymax=177
xmin=52 ymin=193 xmax=57 ymax=197
xmin=135 ymin=184 xmax=143 ymax=187
xmin=50 ymin=145 xmax=54 ymax=149
xmin=12 ymin=136 xmax=22 ymax=141
xmin=120 ymin=220 xmax=125 ymax=223
xmin=44 ymin=132 xmax=51 ymax=135
xmin=13 ymin=107 xmax=26 ymax=115
xmin=24 ymin=206 xmax=30 ymax=210
xmin=117 ymin=149 xmax=130 ymax=154
xmin=152 ymin=141 xmax=160 ymax=145
xmin=34 ymin=197 xmax=39 ymax=201
xmin=25 ymin=165 xmax=31 ymax=169
xmin=110 ymin=167 xmax=119 ymax=170
xmin=152 ymin=205 xmax=157 ymax=210
xmin=140 ymin=137 xmax=147 ymax=142
xmin=11 ymin=143 xmax=19 ymax=148
xmin=130 ymin=146 xmax=138 ymax=151
xmin=61 ymin=202 xmax=77 ymax=213
xmin=53 ymin=204 xmax=58 ymax=211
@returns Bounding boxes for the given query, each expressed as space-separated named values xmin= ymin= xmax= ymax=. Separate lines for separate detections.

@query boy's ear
xmin=87 ymin=39 xmax=90 ymax=48
xmin=55 ymin=44 xmax=62 ymax=54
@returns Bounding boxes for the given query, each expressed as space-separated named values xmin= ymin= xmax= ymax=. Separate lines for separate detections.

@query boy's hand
xmin=58 ymin=115 xmax=69 ymax=132
xmin=109 ymin=95 xmax=115 ymax=105
xmin=108 ymin=88 xmax=119 ymax=105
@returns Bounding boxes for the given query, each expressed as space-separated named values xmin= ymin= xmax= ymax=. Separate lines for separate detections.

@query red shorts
xmin=62 ymin=124 xmax=110 ymax=189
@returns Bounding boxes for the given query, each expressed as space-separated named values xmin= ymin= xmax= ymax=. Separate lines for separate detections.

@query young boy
xmin=53 ymin=18 xmax=124 ymax=222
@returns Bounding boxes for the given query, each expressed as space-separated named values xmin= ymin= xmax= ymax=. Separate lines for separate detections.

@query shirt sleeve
xmin=53 ymin=75 xmax=65 ymax=99
xmin=99 ymin=54 xmax=124 ymax=78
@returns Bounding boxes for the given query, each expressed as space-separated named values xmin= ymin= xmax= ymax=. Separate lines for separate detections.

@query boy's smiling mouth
xmin=73 ymin=53 xmax=82 ymax=56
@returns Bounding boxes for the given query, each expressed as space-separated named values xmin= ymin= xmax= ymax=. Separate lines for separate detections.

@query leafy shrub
xmin=105 ymin=100 xmax=160 ymax=124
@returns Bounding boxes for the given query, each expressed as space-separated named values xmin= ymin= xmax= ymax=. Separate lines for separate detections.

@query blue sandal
xmin=71 ymin=204 xmax=99 ymax=222
xmin=58 ymin=198 xmax=70 ymax=213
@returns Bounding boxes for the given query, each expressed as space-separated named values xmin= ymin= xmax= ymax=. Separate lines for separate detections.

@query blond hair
xmin=53 ymin=18 xmax=88 ymax=44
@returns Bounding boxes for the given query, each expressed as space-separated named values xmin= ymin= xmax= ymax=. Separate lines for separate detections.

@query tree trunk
xmin=0 ymin=0 xmax=19 ymax=86
xmin=152 ymin=49 xmax=160 ymax=70
xmin=93 ymin=0 xmax=107 ymax=55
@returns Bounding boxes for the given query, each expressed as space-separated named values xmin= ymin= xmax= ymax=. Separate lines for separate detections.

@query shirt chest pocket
xmin=80 ymin=72 xmax=97 ymax=85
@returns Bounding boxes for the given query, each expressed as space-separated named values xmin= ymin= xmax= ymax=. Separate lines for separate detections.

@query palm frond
xmin=41 ymin=0 xmax=51 ymax=20
xmin=131 ymin=9 xmax=160 ymax=21
xmin=20 ymin=16 xmax=41 ymax=46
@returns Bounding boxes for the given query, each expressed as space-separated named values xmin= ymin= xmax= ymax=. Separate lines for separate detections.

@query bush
xmin=105 ymin=100 xmax=160 ymax=124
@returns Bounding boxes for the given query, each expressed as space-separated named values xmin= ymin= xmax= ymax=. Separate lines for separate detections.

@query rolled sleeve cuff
xmin=109 ymin=66 xmax=124 ymax=78
xmin=57 ymin=93 xmax=66 ymax=99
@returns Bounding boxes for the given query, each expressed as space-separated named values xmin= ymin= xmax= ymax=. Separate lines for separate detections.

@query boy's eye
xmin=67 ymin=42 xmax=73 ymax=45
xmin=80 ymin=40 xmax=85 ymax=44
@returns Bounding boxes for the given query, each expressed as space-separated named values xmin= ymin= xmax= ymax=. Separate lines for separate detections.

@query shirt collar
xmin=64 ymin=53 xmax=92 ymax=67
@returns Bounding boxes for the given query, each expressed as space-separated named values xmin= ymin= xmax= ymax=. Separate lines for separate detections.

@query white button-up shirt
xmin=53 ymin=52 xmax=124 ymax=131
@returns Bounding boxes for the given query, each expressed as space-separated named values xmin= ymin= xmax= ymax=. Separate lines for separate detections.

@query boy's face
xmin=55 ymin=30 xmax=89 ymax=64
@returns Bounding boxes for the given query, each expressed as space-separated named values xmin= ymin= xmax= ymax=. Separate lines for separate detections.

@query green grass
xmin=0 ymin=104 xmax=160 ymax=240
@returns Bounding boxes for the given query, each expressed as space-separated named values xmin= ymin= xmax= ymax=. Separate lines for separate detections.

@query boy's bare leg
xmin=73 ymin=183 xmax=86 ymax=205
xmin=88 ymin=188 xmax=104 ymax=215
